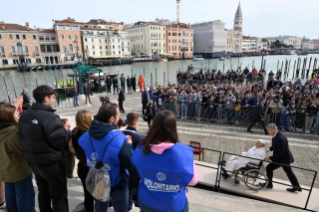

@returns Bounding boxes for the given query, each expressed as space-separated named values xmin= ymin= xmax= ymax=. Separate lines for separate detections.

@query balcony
xmin=12 ymin=51 xmax=29 ymax=56
xmin=0 ymin=52 xmax=6 ymax=56
xmin=41 ymin=52 xmax=60 ymax=56
xmin=39 ymin=39 xmax=57 ymax=43
xmin=34 ymin=52 xmax=40 ymax=56
xmin=151 ymin=46 xmax=161 ymax=49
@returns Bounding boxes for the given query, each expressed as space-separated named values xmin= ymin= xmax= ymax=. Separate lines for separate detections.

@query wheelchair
xmin=219 ymin=160 xmax=269 ymax=191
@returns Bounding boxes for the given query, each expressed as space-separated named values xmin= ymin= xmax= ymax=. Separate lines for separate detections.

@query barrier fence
xmin=190 ymin=147 xmax=318 ymax=210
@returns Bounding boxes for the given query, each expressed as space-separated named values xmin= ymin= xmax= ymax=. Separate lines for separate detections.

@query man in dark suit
xmin=247 ymin=98 xmax=268 ymax=135
xmin=21 ymin=88 xmax=31 ymax=105
xmin=127 ymin=76 xmax=132 ymax=95
xmin=113 ymin=76 xmax=119 ymax=95
xmin=131 ymin=75 xmax=136 ymax=92
xmin=141 ymin=87 xmax=149 ymax=115
xmin=118 ymin=87 xmax=125 ymax=113
xmin=260 ymin=123 xmax=301 ymax=192
xmin=105 ymin=75 xmax=112 ymax=94
xmin=83 ymin=82 xmax=91 ymax=104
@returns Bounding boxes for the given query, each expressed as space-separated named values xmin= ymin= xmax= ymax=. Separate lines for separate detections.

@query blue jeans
xmin=5 ymin=173 xmax=36 ymax=212
xmin=96 ymin=188 xmax=129 ymax=212
xmin=235 ymin=110 xmax=241 ymax=122
xmin=195 ymin=104 xmax=201 ymax=120
xmin=170 ymin=103 xmax=176 ymax=115
xmin=181 ymin=104 xmax=188 ymax=118
xmin=315 ymin=114 xmax=319 ymax=132
xmin=243 ymin=109 xmax=250 ymax=123
xmin=226 ymin=109 xmax=234 ymax=122
xmin=217 ymin=106 xmax=223 ymax=121
xmin=73 ymin=95 xmax=79 ymax=106
xmin=280 ymin=114 xmax=287 ymax=130
xmin=138 ymin=197 xmax=189 ymax=212
xmin=287 ymin=115 xmax=296 ymax=130
xmin=188 ymin=103 xmax=194 ymax=117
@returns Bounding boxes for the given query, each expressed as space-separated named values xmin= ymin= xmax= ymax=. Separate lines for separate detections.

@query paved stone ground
xmin=1 ymin=91 xmax=312 ymax=212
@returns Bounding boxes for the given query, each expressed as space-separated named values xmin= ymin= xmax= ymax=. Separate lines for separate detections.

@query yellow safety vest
xmin=311 ymin=71 xmax=316 ymax=79
xmin=237 ymin=68 xmax=242 ymax=73
xmin=71 ymin=80 xmax=74 ymax=86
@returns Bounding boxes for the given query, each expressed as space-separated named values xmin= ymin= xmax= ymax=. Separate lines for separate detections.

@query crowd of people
xmin=141 ymin=68 xmax=319 ymax=134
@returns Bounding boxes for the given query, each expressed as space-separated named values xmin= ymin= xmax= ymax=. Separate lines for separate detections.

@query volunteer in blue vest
xmin=132 ymin=110 xmax=198 ymax=212
xmin=79 ymin=103 xmax=134 ymax=212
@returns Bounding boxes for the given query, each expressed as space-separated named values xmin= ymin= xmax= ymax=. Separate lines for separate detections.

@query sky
xmin=1 ymin=0 xmax=318 ymax=39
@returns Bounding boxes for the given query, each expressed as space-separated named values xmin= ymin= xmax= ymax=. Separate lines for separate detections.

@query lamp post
xmin=260 ymin=49 xmax=266 ymax=70
xmin=73 ymin=39 xmax=84 ymax=95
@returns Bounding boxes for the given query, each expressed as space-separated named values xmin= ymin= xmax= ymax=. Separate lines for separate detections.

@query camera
xmin=100 ymin=96 xmax=110 ymax=105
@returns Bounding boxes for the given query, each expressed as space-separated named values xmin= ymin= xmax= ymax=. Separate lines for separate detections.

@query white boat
xmin=219 ymin=58 xmax=226 ymax=61
xmin=193 ymin=57 xmax=204 ymax=61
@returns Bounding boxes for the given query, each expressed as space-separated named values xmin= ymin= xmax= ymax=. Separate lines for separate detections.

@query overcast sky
xmin=1 ymin=0 xmax=318 ymax=39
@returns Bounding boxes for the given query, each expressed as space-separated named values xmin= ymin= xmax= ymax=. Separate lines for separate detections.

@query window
xmin=68 ymin=35 xmax=71 ymax=40
xmin=16 ymin=34 xmax=20 ymax=39
xmin=35 ymin=45 xmax=39 ymax=53
xmin=2 ymin=60 xmax=8 ymax=65
xmin=113 ymin=51 xmax=115 ymax=54
xmin=69 ymin=44 xmax=73 ymax=52
xmin=9 ymin=34 xmax=13 ymax=39
xmin=113 ymin=45 xmax=115 ymax=49
xmin=36 ymin=59 xmax=41 ymax=63
xmin=119 ymin=51 xmax=121 ymax=54
xmin=85 ymin=38 xmax=87 ymax=42
xmin=100 ymin=51 xmax=103 ymax=55
xmin=99 ymin=39 xmax=101 ymax=43
xmin=21 ymin=34 xmax=26 ymax=39
xmin=169 ymin=46 xmax=171 ymax=51
xmin=118 ymin=45 xmax=120 ymax=49
xmin=105 ymin=39 xmax=107 ymax=43
xmin=65 ymin=26 xmax=71 ymax=30
xmin=169 ymin=40 xmax=171 ymax=43
xmin=63 ymin=46 xmax=67 ymax=51
xmin=118 ymin=39 xmax=120 ymax=42
xmin=105 ymin=46 xmax=108 ymax=49
xmin=73 ymin=26 xmax=78 ymax=30
xmin=100 ymin=46 xmax=102 ymax=49
xmin=92 ymin=45 xmax=95 ymax=49
xmin=61 ymin=35 xmax=65 ymax=40
xmin=45 ymin=36 xmax=50 ymax=41
xmin=75 ymin=35 xmax=78 ymax=40
xmin=16 ymin=43 xmax=23 ymax=52
xmin=106 ymin=51 xmax=108 ymax=55
xmin=91 ymin=38 xmax=94 ymax=42
xmin=0 ymin=34 xmax=2 ymax=39
xmin=58 ymin=26 xmax=64 ymax=29
xmin=112 ymin=39 xmax=114 ymax=42
xmin=168 ymin=33 xmax=171 ymax=36
xmin=33 ymin=35 xmax=37 ymax=40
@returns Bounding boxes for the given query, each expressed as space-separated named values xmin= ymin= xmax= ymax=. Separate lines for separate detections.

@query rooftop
xmin=235 ymin=2 xmax=243 ymax=16
xmin=125 ymin=21 xmax=164 ymax=30
xmin=54 ymin=17 xmax=81 ymax=25
xmin=0 ymin=22 xmax=36 ymax=31
xmin=80 ymin=27 xmax=114 ymax=32
xmin=39 ymin=29 xmax=56 ymax=34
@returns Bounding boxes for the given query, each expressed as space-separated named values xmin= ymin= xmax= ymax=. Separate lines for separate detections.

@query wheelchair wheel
xmin=233 ymin=177 xmax=241 ymax=186
xmin=242 ymin=169 xmax=268 ymax=190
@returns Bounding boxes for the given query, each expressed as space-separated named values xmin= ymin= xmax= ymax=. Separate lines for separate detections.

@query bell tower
xmin=233 ymin=1 xmax=243 ymax=32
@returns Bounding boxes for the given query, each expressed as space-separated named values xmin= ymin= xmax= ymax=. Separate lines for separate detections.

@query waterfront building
xmin=0 ymin=21 xmax=41 ymax=67
xmin=54 ymin=17 xmax=83 ymax=63
xmin=82 ymin=19 xmax=125 ymax=31
xmin=192 ymin=20 xmax=227 ymax=57
xmin=38 ymin=29 xmax=60 ymax=64
xmin=124 ymin=22 xmax=166 ymax=56
xmin=241 ymin=36 xmax=258 ymax=52
xmin=265 ymin=35 xmax=302 ymax=49
xmin=81 ymin=27 xmax=130 ymax=60
xmin=313 ymin=39 xmax=319 ymax=49
xmin=301 ymin=38 xmax=315 ymax=50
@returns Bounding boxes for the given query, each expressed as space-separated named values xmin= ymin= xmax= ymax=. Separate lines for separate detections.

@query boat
xmin=297 ymin=52 xmax=308 ymax=56
xmin=38 ymin=66 xmax=43 ymax=70
xmin=187 ymin=64 xmax=195 ymax=70
xmin=193 ymin=56 xmax=204 ymax=61
xmin=32 ymin=67 xmax=37 ymax=71
xmin=50 ymin=65 xmax=55 ymax=69
xmin=44 ymin=66 xmax=50 ymax=70
xmin=25 ymin=66 xmax=30 ymax=71
xmin=219 ymin=58 xmax=226 ymax=61
xmin=55 ymin=65 xmax=60 ymax=69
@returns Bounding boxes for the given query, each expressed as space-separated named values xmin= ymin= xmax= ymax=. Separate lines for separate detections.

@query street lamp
xmin=260 ymin=49 xmax=266 ymax=70
xmin=73 ymin=39 xmax=84 ymax=95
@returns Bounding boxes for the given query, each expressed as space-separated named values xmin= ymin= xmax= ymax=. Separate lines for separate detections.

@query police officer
xmin=105 ymin=75 xmax=112 ymax=94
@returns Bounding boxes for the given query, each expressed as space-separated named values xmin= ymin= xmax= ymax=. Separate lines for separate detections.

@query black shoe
xmin=247 ymin=130 xmax=253 ymax=133
xmin=259 ymin=182 xmax=273 ymax=189
xmin=221 ymin=172 xmax=229 ymax=180
xmin=287 ymin=187 xmax=302 ymax=192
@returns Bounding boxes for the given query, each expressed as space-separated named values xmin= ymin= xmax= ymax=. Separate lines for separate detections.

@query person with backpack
xmin=19 ymin=85 xmax=71 ymax=212
xmin=79 ymin=103 xmax=134 ymax=212
xmin=132 ymin=111 xmax=198 ymax=212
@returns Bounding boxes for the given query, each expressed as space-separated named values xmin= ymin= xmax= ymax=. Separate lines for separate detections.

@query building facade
xmin=192 ymin=20 xmax=227 ymax=57
xmin=233 ymin=2 xmax=243 ymax=32
xmin=265 ymin=35 xmax=302 ymax=49
xmin=124 ymin=22 xmax=167 ymax=56
xmin=82 ymin=19 xmax=125 ymax=31
xmin=81 ymin=27 xmax=130 ymax=59
xmin=226 ymin=30 xmax=242 ymax=53
xmin=301 ymin=40 xmax=315 ymax=50
xmin=166 ymin=23 xmax=193 ymax=58
xmin=54 ymin=17 xmax=83 ymax=63
xmin=242 ymin=36 xmax=257 ymax=52
xmin=0 ymin=22 xmax=41 ymax=67
xmin=38 ymin=29 xmax=60 ymax=64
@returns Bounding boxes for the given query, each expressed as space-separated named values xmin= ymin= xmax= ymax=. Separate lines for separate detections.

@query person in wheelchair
xmin=221 ymin=139 xmax=267 ymax=179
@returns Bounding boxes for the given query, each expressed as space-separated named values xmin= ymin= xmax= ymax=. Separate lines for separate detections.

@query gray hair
xmin=266 ymin=123 xmax=277 ymax=130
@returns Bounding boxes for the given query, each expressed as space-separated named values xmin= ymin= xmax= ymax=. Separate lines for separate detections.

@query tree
xmin=56 ymin=44 xmax=60 ymax=52
xmin=262 ymin=38 xmax=269 ymax=46
xmin=84 ymin=25 xmax=89 ymax=27
xmin=131 ymin=53 xmax=136 ymax=56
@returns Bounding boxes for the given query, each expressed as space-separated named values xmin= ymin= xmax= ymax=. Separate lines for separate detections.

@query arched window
xmin=69 ymin=44 xmax=73 ymax=52
xmin=17 ymin=43 xmax=23 ymax=52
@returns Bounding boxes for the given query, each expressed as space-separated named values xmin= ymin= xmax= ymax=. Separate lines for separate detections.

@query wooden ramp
xmin=195 ymin=161 xmax=319 ymax=211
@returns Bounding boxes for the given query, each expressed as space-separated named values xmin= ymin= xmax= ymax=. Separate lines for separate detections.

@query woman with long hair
xmin=132 ymin=110 xmax=198 ymax=212
xmin=0 ymin=105 xmax=35 ymax=212
xmin=71 ymin=110 xmax=94 ymax=212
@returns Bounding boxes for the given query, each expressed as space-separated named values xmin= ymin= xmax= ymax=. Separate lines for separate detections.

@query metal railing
xmin=0 ymin=52 xmax=5 ymax=56
xmin=12 ymin=51 xmax=29 ymax=56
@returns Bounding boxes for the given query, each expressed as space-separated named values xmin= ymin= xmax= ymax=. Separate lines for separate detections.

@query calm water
xmin=1 ymin=54 xmax=319 ymax=102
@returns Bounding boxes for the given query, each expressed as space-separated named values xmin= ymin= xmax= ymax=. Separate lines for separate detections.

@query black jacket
xmin=123 ymin=126 xmax=143 ymax=150
xmin=71 ymin=88 xmax=78 ymax=96
xmin=72 ymin=129 xmax=87 ymax=165
xmin=127 ymin=78 xmax=132 ymax=86
xmin=269 ymin=132 xmax=294 ymax=164
xmin=83 ymin=85 xmax=91 ymax=95
xmin=105 ymin=78 xmax=112 ymax=87
xmin=19 ymin=103 xmax=70 ymax=178
xmin=113 ymin=78 xmax=118 ymax=87
xmin=119 ymin=90 xmax=125 ymax=102
xmin=21 ymin=92 xmax=31 ymax=105
xmin=131 ymin=77 xmax=136 ymax=86
xmin=253 ymin=103 xmax=264 ymax=120
xmin=142 ymin=91 xmax=149 ymax=104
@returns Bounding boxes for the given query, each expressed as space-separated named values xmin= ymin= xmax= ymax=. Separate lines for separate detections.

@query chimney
xmin=188 ymin=23 xmax=190 ymax=29
xmin=25 ymin=22 xmax=29 ymax=30
xmin=0 ymin=21 xmax=5 ymax=30
xmin=34 ymin=26 xmax=36 ymax=30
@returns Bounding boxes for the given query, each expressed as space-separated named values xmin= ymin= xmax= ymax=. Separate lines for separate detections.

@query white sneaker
xmin=185 ymin=117 xmax=187 ymax=120
xmin=235 ymin=121 xmax=238 ymax=125
xmin=129 ymin=204 xmax=135 ymax=212
xmin=0 ymin=202 xmax=6 ymax=209
xmin=181 ymin=117 xmax=184 ymax=120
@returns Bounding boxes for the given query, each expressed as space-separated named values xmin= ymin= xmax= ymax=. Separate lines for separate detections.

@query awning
xmin=72 ymin=65 xmax=103 ymax=74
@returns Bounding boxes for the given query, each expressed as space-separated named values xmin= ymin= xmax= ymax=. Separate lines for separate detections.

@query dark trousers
xmin=95 ymin=188 xmax=129 ymax=212
xmin=121 ymin=83 xmax=125 ymax=92
xmin=107 ymin=86 xmax=111 ymax=94
xmin=35 ymin=163 xmax=69 ymax=212
xmin=78 ymin=163 xmax=94 ymax=212
xmin=266 ymin=160 xmax=300 ymax=189
xmin=113 ymin=86 xmax=118 ymax=94
xmin=119 ymin=101 xmax=125 ymax=113
xmin=85 ymin=94 xmax=91 ymax=104
xmin=61 ymin=150 xmax=75 ymax=178
xmin=127 ymin=86 xmax=132 ymax=94
xmin=128 ymin=172 xmax=140 ymax=210
xmin=5 ymin=174 xmax=36 ymax=212
xmin=247 ymin=118 xmax=267 ymax=134
xmin=142 ymin=103 xmax=148 ymax=115
xmin=132 ymin=84 xmax=136 ymax=92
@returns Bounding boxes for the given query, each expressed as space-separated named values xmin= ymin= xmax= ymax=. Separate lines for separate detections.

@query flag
xmin=236 ymin=33 xmax=240 ymax=38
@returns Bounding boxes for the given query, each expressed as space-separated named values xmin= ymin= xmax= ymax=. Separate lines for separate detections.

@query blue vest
xmin=132 ymin=143 xmax=194 ymax=212
xmin=79 ymin=130 xmax=127 ymax=187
